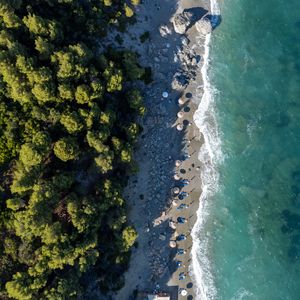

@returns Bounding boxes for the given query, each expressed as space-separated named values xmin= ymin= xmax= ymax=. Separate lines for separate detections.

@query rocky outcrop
xmin=172 ymin=72 xmax=189 ymax=90
xmin=195 ymin=16 xmax=212 ymax=35
xmin=172 ymin=11 xmax=193 ymax=34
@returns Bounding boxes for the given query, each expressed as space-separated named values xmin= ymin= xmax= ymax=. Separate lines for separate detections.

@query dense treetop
xmin=0 ymin=0 xmax=145 ymax=299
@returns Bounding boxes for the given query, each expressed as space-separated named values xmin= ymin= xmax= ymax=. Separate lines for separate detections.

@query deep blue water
xmin=207 ymin=0 xmax=300 ymax=299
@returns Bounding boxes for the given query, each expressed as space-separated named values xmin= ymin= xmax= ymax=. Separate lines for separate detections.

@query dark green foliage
xmin=0 ymin=0 xmax=143 ymax=299
xmin=139 ymin=31 xmax=150 ymax=43
xmin=115 ymin=34 xmax=124 ymax=45
xmin=141 ymin=66 xmax=153 ymax=84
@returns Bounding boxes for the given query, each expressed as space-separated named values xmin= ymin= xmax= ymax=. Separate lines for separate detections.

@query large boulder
xmin=172 ymin=11 xmax=193 ymax=34
xmin=195 ymin=16 xmax=212 ymax=35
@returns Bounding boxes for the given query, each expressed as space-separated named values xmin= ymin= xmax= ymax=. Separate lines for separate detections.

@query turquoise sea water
xmin=204 ymin=0 xmax=300 ymax=299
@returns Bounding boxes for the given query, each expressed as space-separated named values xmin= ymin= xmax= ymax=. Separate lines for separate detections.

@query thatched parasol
xmin=173 ymin=174 xmax=180 ymax=180
xmin=176 ymin=124 xmax=184 ymax=131
xmin=175 ymin=160 xmax=181 ymax=167
xmin=172 ymin=186 xmax=180 ymax=194
xmin=180 ymin=289 xmax=188 ymax=296
xmin=177 ymin=111 xmax=184 ymax=118
xmin=178 ymin=98 xmax=185 ymax=105
xmin=169 ymin=240 xmax=177 ymax=248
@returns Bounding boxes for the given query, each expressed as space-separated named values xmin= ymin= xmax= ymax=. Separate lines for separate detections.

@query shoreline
xmin=113 ymin=0 xmax=212 ymax=299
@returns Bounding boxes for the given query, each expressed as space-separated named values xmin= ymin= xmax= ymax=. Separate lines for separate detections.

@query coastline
xmin=113 ymin=0 xmax=212 ymax=299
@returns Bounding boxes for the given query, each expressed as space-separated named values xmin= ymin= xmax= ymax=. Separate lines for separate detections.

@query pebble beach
xmin=110 ymin=0 xmax=212 ymax=299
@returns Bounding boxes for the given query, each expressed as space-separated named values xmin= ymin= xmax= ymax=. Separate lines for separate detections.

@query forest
xmin=0 ymin=0 xmax=145 ymax=299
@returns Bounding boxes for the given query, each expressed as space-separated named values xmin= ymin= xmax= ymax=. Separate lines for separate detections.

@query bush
xmin=140 ymin=31 xmax=150 ymax=43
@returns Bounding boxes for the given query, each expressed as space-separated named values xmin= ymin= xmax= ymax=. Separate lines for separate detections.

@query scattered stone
xmin=172 ymin=11 xmax=193 ymax=34
xmin=159 ymin=233 xmax=166 ymax=241
xmin=169 ymin=221 xmax=177 ymax=229
xmin=195 ymin=16 xmax=213 ymax=35
xmin=161 ymin=56 xmax=168 ymax=63
xmin=159 ymin=24 xmax=172 ymax=37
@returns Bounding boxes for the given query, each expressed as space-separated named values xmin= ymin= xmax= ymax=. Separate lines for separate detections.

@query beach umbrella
xmin=169 ymin=240 xmax=177 ymax=248
xmin=172 ymin=200 xmax=179 ymax=206
xmin=172 ymin=186 xmax=180 ymax=194
xmin=176 ymin=124 xmax=184 ymax=131
xmin=173 ymin=174 xmax=180 ymax=180
xmin=178 ymin=98 xmax=185 ymax=105
xmin=162 ymin=91 xmax=169 ymax=98
xmin=181 ymin=289 xmax=188 ymax=296
xmin=177 ymin=111 xmax=184 ymax=118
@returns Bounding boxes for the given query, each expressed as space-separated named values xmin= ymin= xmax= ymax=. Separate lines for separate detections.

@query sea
xmin=192 ymin=0 xmax=300 ymax=299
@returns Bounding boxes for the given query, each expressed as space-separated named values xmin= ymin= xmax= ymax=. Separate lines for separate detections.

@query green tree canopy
xmin=121 ymin=226 xmax=137 ymax=252
xmin=54 ymin=137 xmax=79 ymax=161
xmin=60 ymin=112 xmax=84 ymax=134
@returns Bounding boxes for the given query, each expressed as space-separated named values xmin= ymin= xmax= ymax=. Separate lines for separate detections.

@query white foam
xmin=190 ymin=0 xmax=222 ymax=299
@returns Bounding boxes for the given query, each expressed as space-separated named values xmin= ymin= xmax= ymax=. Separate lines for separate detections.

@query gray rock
xmin=172 ymin=11 xmax=193 ymax=34
xmin=195 ymin=16 xmax=212 ymax=35
xmin=191 ymin=57 xmax=197 ymax=66
xmin=181 ymin=37 xmax=190 ymax=46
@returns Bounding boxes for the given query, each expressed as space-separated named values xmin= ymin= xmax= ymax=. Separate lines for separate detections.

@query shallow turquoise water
xmin=207 ymin=0 xmax=300 ymax=299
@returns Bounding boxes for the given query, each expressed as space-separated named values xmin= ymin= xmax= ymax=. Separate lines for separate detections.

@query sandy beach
xmin=111 ymin=0 xmax=211 ymax=299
